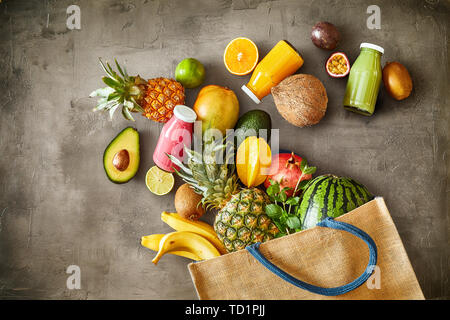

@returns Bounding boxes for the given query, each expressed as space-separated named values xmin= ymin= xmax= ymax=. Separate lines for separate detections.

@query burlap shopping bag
xmin=188 ymin=197 xmax=424 ymax=300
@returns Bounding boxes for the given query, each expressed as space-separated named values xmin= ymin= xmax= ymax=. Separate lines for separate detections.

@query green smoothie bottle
xmin=343 ymin=43 xmax=384 ymax=115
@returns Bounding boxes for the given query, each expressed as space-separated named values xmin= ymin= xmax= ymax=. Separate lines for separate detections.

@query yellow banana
xmin=141 ymin=234 xmax=201 ymax=261
xmin=152 ymin=231 xmax=220 ymax=265
xmin=161 ymin=211 xmax=228 ymax=255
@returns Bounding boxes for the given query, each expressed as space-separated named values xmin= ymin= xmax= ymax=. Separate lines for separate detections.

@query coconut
xmin=271 ymin=74 xmax=328 ymax=127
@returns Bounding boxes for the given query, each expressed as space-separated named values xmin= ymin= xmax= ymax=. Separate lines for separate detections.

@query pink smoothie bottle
xmin=153 ymin=105 xmax=197 ymax=172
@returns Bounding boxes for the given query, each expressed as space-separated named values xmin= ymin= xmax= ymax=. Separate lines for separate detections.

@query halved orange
xmin=224 ymin=37 xmax=259 ymax=76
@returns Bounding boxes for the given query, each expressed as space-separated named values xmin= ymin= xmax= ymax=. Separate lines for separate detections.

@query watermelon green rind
xmin=297 ymin=175 xmax=373 ymax=230
xmin=297 ymin=175 xmax=329 ymax=227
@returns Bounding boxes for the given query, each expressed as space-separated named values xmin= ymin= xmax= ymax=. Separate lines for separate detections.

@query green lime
xmin=145 ymin=166 xmax=174 ymax=196
xmin=175 ymin=58 xmax=206 ymax=89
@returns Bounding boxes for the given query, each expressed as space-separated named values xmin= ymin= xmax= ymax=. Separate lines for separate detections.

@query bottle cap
xmin=360 ymin=43 xmax=384 ymax=54
xmin=173 ymin=105 xmax=197 ymax=123
xmin=241 ymin=85 xmax=261 ymax=104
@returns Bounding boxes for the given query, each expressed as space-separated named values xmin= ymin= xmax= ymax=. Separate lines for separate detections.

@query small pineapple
xmin=90 ymin=59 xmax=185 ymax=123
xmin=169 ymin=137 xmax=279 ymax=252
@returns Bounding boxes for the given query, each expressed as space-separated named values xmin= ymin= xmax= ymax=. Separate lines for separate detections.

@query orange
xmin=236 ymin=136 xmax=271 ymax=188
xmin=223 ymin=37 xmax=259 ymax=76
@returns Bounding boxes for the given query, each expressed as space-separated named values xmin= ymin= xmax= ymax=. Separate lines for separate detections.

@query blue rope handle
xmin=246 ymin=217 xmax=378 ymax=296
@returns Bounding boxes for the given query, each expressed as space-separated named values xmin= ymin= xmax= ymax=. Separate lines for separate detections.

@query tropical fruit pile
xmin=90 ymin=20 xmax=412 ymax=266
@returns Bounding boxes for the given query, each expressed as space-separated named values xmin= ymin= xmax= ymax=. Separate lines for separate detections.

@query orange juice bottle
xmin=241 ymin=40 xmax=304 ymax=104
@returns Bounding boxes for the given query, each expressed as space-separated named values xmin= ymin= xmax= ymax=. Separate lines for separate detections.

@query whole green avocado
xmin=234 ymin=109 xmax=272 ymax=148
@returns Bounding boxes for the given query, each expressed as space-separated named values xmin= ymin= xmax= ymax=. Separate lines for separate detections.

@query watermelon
xmin=297 ymin=175 xmax=373 ymax=230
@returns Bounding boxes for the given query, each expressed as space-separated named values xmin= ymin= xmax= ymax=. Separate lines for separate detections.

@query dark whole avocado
xmin=103 ymin=127 xmax=140 ymax=184
xmin=234 ymin=109 xmax=272 ymax=148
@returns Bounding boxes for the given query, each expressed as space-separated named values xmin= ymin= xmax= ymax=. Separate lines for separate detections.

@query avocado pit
xmin=113 ymin=149 xmax=130 ymax=171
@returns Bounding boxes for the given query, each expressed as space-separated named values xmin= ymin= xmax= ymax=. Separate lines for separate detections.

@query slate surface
xmin=0 ymin=0 xmax=448 ymax=299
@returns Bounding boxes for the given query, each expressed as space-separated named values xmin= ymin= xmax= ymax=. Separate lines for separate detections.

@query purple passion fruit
xmin=311 ymin=21 xmax=341 ymax=50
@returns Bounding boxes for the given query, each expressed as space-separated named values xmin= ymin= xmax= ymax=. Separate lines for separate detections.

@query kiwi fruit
xmin=174 ymin=183 xmax=205 ymax=220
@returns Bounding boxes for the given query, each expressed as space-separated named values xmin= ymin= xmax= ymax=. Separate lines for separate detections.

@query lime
xmin=146 ymin=166 xmax=175 ymax=195
xmin=175 ymin=58 xmax=206 ymax=89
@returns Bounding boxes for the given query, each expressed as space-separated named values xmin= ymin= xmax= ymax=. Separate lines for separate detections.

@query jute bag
xmin=188 ymin=197 xmax=424 ymax=300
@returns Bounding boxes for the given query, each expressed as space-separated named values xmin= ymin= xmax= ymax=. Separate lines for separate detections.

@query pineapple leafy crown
xmin=168 ymin=134 xmax=240 ymax=210
xmin=90 ymin=58 xmax=146 ymax=121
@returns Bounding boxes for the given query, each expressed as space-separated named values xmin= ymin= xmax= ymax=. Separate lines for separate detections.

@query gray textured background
xmin=0 ymin=0 xmax=448 ymax=299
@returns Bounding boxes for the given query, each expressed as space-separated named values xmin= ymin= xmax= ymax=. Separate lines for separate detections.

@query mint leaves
xmin=265 ymin=158 xmax=317 ymax=237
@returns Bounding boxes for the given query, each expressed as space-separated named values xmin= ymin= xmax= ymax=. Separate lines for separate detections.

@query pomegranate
xmin=264 ymin=152 xmax=313 ymax=197
xmin=326 ymin=52 xmax=350 ymax=78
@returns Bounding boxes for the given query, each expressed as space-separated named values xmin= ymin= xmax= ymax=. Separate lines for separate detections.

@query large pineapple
xmin=90 ymin=59 xmax=185 ymax=123
xmin=214 ymin=188 xmax=278 ymax=252
xmin=169 ymin=137 xmax=279 ymax=252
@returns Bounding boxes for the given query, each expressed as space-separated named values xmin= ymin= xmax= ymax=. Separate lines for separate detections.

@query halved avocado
xmin=103 ymin=127 xmax=140 ymax=184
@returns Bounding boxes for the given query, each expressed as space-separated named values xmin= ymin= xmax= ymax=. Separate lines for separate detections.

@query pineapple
xmin=169 ymin=137 xmax=279 ymax=252
xmin=214 ymin=188 xmax=278 ymax=252
xmin=90 ymin=59 xmax=185 ymax=123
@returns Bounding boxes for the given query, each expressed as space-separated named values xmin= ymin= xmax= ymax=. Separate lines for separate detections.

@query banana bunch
xmin=141 ymin=212 xmax=227 ymax=265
